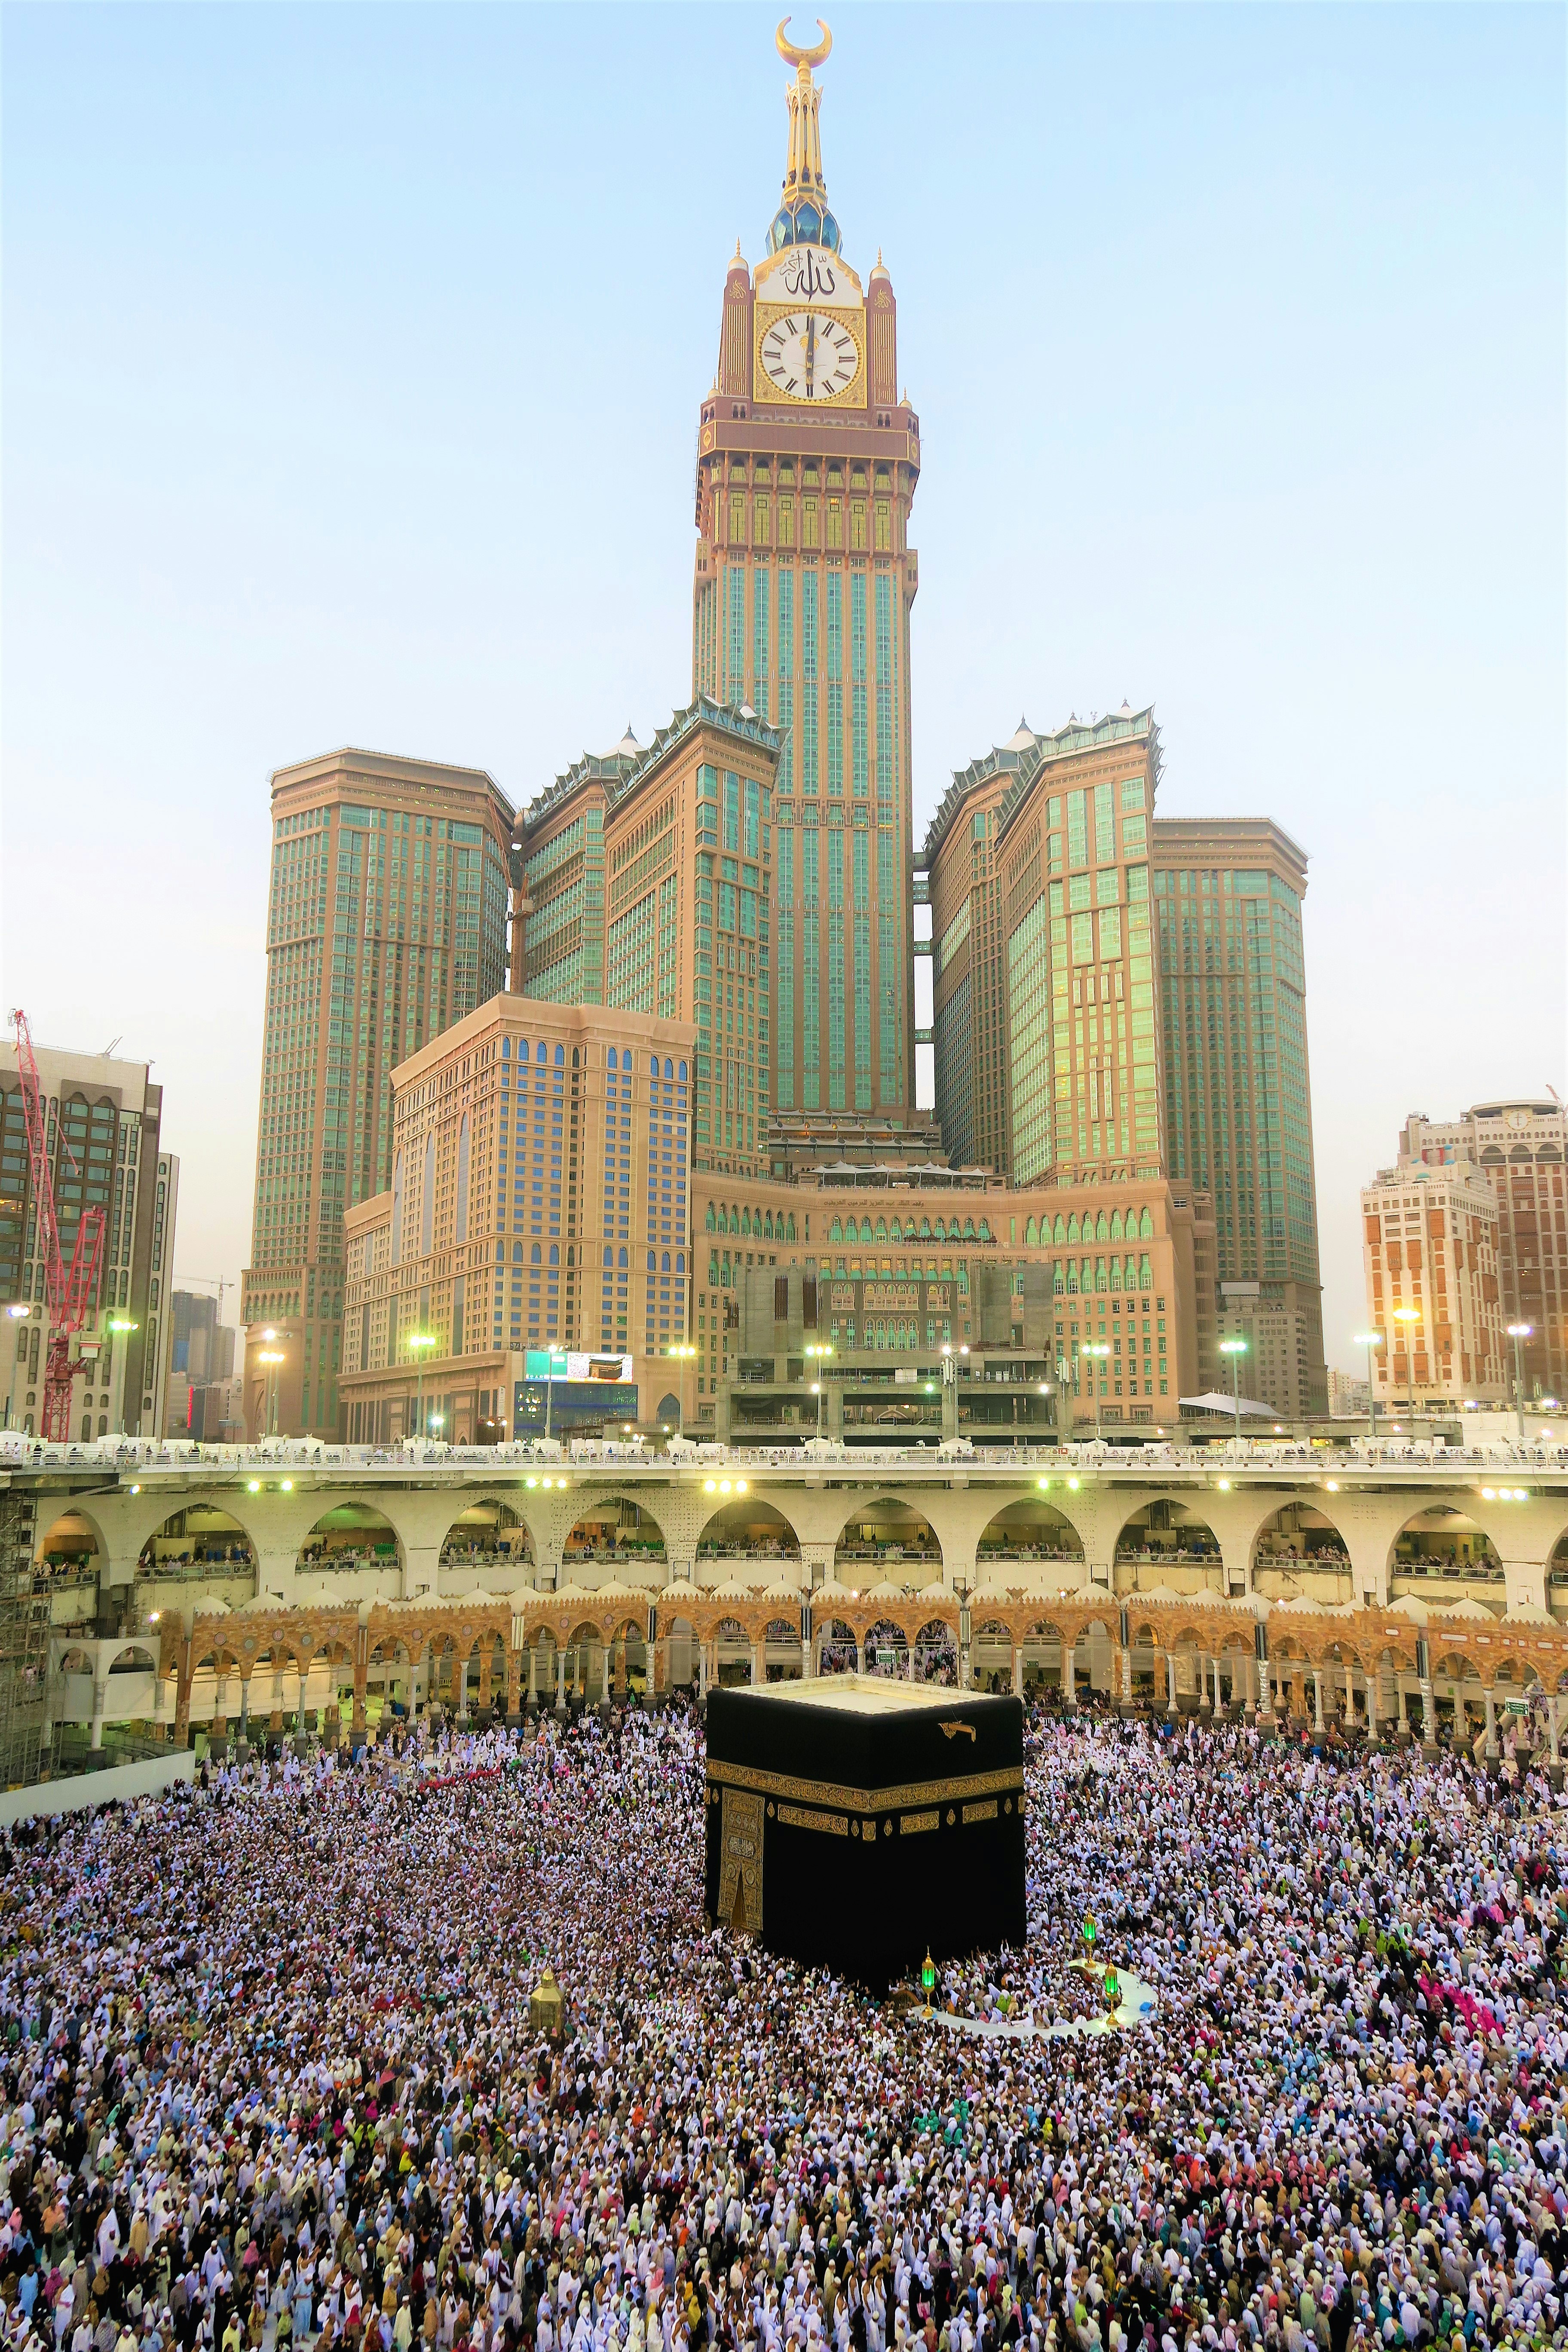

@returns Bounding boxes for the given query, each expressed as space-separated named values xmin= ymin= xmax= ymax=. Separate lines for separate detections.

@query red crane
xmin=8 ymin=1010 xmax=106 ymax=1442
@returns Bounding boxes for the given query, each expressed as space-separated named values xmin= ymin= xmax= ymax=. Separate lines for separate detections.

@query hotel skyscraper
xmin=241 ymin=748 xmax=514 ymax=1438
xmin=690 ymin=24 xmax=919 ymax=1129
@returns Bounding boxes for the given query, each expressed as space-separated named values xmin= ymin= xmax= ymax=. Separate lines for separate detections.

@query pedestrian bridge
xmin=9 ymin=1436 xmax=1568 ymax=1752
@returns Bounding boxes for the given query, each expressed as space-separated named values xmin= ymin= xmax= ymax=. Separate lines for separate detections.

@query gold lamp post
xmin=1392 ymin=1306 xmax=1420 ymax=1424
xmin=405 ymin=1331 xmax=436 ymax=1442
xmin=805 ymin=1340 xmax=833 ymax=1439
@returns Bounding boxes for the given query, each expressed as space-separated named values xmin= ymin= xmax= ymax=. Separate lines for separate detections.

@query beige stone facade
xmin=1400 ymin=1101 xmax=1567 ymax=1405
xmin=1361 ymin=1155 xmax=1505 ymax=1409
xmin=339 ymin=993 xmax=695 ymax=1442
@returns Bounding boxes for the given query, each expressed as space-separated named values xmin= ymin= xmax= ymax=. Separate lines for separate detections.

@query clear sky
xmin=3 ymin=3 xmax=1563 ymax=1374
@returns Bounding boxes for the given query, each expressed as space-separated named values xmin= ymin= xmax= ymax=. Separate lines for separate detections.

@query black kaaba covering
xmin=704 ymin=1676 xmax=1026 ymax=1981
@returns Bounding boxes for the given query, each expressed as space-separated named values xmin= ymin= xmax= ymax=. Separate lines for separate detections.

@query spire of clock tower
xmin=769 ymin=19 xmax=842 ymax=255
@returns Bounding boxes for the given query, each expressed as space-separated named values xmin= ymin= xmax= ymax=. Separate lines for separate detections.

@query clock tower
xmin=693 ymin=19 xmax=920 ymax=1130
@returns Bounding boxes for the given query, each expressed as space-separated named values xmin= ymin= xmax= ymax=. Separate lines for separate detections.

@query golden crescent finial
xmin=776 ymin=17 xmax=832 ymax=71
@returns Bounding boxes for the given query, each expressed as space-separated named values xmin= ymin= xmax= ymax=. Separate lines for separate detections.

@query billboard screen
xmin=513 ymin=1379 xmax=640 ymax=1434
xmin=523 ymin=1351 xmax=634 ymax=1384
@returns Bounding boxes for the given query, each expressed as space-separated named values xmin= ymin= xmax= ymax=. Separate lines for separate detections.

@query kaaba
xmin=704 ymin=1676 xmax=1026 ymax=1981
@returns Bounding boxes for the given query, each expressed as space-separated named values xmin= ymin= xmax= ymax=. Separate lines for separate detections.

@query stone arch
xmin=976 ymin=1497 xmax=1084 ymax=1566
xmin=913 ymin=1615 xmax=957 ymax=1684
xmin=863 ymin=1618 xmax=910 ymax=1677
xmin=714 ymin=1615 xmax=751 ymax=1687
xmin=1387 ymin=1503 xmax=1502 ymax=1586
xmin=137 ymin=1503 xmax=258 ymax=1582
xmin=1114 ymin=1498 xmax=1222 ymax=1569
xmin=563 ymin=1618 xmax=603 ymax=1700
xmin=604 ymin=1613 xmax=648 ymax=1700
xmin=655 ymin=1392 xmax=681 ymax=1428
xmin=562 ymin=1493 xmax=667 ymax=1567
xmin=35 ymin=1506 xmax=102 ymax=1575
xmin=367 ymin=1635 xmax=415 ymax=1721
xmin=832 ymin=1493 xmax=943 ymax=1576
xmin=1251 ymin=1501 xmax=1351 ymax=1579
xmin=815 ymin=1617 xmax=858 ymax=1674
xmin=762 ymin=1617 xmax=804 ymax=1681
xmin=297 ymin=1501 xmax=402 ymax=1575
xmin=968 ymin=1613 xmax=1014 ymax=1695
xmin=697 ymin=1491 xmax=801 ymax=1562
xmin=438 ymin=1498 xmax=534 ymax=1571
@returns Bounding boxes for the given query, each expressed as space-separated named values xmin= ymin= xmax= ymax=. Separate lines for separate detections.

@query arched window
xmin=1053 ymin=1213 xmax=1066 ymax=1243
xmin=664 ymin=1057 xmax=674 ymax=1079
xmin=513 ymin=1242 xmax=524 ymax=1264
xmin=608 ymin=1048 xmax=619 ymax=1070
xmin=603 ymin=1246 xmax=613 ymax=1267
xmin=647 ymin=1251 xmax=656 ymax=1271
xmin=786 ymin=1213 xmax=796 ymax=1240
xmin=830 ymin=1218 xmax=843 ymax=1242
xmin=572 ymin=1046 xmax=579 ymax=1066
xmin=708 ymin=1250 xmax=720 ymax=1285
xmin=1109 ymin=1256 xmax=1122 ymax=1290
xmin=661 ymin=1251 xmax=671 ymax=1272
xmin=1139 ymin=1253 xmax=1153 ymax=1289
xmin=618 ymin=1246 xmax=628 ymax=1269
xmin=1025 ymin=1218 xmax=1038 ymax=1246
xmin=963 ymin=1217 xmax=975 ymax=1240
xmin=536 ymin=1040 xmax=547 ymax=1064
xmin=1095 ymin=1210 xmax=1109 ymax=1241
xmin=1067 ymin=1214 xmax=1080 ymax=1243
xmin=676 ymin=1251 xmax=685 ymax=1272
xmin=875 ymin=1218 xmax=887 ymax=1241
xmin=1094 ymin=1257 xmax=1107 ymax=1291
xmin=1110 ymin=1209 xmax=1124 ymax=1241
xmin=1139 ymin=1206 xmax=1155 ymax=1238
xmin=679 ymin=1060 xmax=688 ymax=1081
xmin=649 ymin=1054 xmax=659 ymax=1076
xmin=977 ymin=1218 xmax=990 ymax=1240
xmin=554 ymin=1044 xmax=564 ymax=1066
xmin=530 ymin=1242 xmax=542 ymax=1264
xmin=548 ymin=1243 xmax=559 ymax=1266
xmin=741 ymin=1207 xmax=752 ymax=1236
xmin=705 ymin=1202 xmax=716 ymax=1231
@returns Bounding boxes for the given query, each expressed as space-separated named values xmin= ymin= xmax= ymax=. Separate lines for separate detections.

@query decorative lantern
xmin=529 ymin=1964 xmax=565 ymax=2040
xmin=920 ymin=1950 xmax=937 ymax=2014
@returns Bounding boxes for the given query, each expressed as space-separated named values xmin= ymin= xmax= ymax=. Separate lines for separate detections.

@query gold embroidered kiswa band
xmin=705 ymin=1758 xmax=1024 ymax=1814
xmin=900 ymin=1810 xmax=940 ymax=1836
xmin=776 ymin=1802 xmax=849 ymax=1836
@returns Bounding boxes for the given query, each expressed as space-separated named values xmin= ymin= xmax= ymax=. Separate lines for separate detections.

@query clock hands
xmin=805 ymin=313 xmax=815 ymax=398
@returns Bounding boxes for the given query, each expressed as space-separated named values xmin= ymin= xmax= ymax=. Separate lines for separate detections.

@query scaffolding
xmin=0 ymin=1487 xmax=52 ymax=1788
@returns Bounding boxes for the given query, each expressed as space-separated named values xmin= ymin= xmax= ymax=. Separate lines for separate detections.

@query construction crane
xmin=7 ymin=1010 xmax=107 ymax=1442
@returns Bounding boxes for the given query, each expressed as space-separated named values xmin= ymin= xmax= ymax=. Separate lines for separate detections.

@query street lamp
xmin=1352 ymin=1332 xmax=1384 ymax=1442
xmin=805 ymin=1341 xmax=833 ymax=1441
xmin=1392 ymin=1307 xmax=1420 ymax=1421
xmin=1507 ymin=1323 xmax=1534 ymax=1442
xmin=1219 ymin=1335 xmax=1248 ymax=1449
xmin=665 ymin=1342 xmax=697 ymax=1438
xmin=257 ymin=1350 xmax=285 ymax=1438
xmin=405 ymin=1332 xmax=436 ymax=1443
xmin=1081 ymin=1342 xmax=1110 ymax=1441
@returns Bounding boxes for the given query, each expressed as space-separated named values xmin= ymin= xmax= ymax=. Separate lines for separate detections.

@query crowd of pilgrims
xmin=0 ymin=1702 xmax=1565 ymax=2352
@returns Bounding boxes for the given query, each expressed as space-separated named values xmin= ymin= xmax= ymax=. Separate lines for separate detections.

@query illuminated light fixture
xmin=736 ymin=1478 xmax=747 ymax=1493
xmin=1217 ymin=1478 xmax=1231 ymax=1491
xmin=525 ymin=1476 xmax=538 ymax=1489
xmin=4 ymin=1304 xmax=27 ymax=1320
xmin=1037 ymin=1476 xmax=1051 ymax=1491
xmin=248 ymin=1479 xmax=261 ymax=1493
xmin=129 ymin=1483 xmax=141 ymax=1496
xmin=280 ymin=1478 xmax=293 ymax=1492
xmin=703 ymin=1477 xmax=717 ymax=1492
xmin=1514 ymin=1488 xmax=1529 ymax=1501
xmin=1326 ymin=1480 xmax=1339 ymax=1493
xmin=108 ymin=1318 xmax=138 ymax=1334
xmin=1067 ymin=1476 xmax=1080 ymax=1491
xmin=148 ymin=1610 xmax=160 ymax=1623
xmin=1482 ymin=1487 xmax=1495 ymax=1500
xmin=720 ymin=1479 xmax=732 ymax=1494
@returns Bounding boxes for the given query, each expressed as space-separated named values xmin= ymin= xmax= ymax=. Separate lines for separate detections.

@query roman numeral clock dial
xmin=760 ymin=311 xmax=861 ymax=402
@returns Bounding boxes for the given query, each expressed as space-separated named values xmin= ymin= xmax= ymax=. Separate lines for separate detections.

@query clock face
xmin=758 ymin=310 xmax=861 ymax=403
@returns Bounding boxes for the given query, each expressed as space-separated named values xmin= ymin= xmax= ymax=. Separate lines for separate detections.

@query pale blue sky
xmin=4 ymin=3 xmax=1563 ymax=1372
